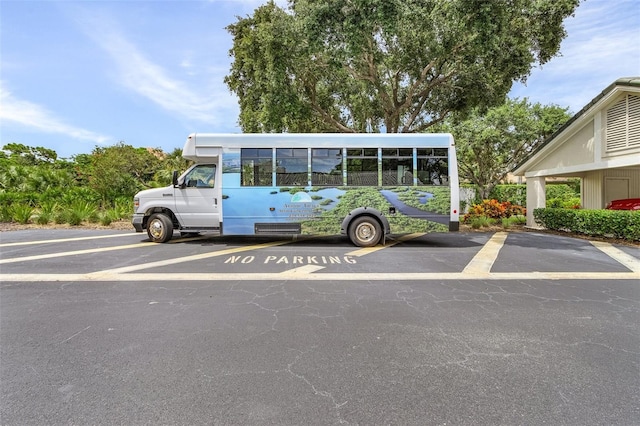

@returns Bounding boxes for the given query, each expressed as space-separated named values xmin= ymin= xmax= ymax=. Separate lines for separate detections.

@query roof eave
xmin=512 ymin=77 xmax=640 ymax=176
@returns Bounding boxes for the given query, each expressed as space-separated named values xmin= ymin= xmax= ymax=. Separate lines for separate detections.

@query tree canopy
xmin=225 ymin=0 xmax=579 ymax=133
xmin=88 ymin=143 xmax=162 ymax=202
xmin=436 ymin=98 xmax=572 ymax=199
xmin=1 ymin=143 xmax=58 ymax=165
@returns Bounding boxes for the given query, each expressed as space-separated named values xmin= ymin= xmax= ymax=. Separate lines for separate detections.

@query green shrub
xmin=58 ymin=201 xmax=99 ymax=226
xmin=11 ymin=204 xmax=34 ymax=224
xmin=35 ymin=212 xmax=53 ymax=225
xmin=534 ymin=208 xmax=640 ymax=241
xmin=501 ymin=215 xmax=525 ymax=229
xmin=0 ymin=204 xmax=11 ymax=222
xmin=98 ymin=209 xmax=117 ymax=226
xmin=469 ymin=216 xmax=493 ymax=229
xmin=35 ymin=201 xmax=57 ymax=225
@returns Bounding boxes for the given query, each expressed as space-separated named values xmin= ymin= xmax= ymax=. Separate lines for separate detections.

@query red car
xmin=606 ymin=198 xmax=640 ymax=210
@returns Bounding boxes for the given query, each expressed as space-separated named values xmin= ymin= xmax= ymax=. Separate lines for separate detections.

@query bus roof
xmin=185 ymin=133 xmax=454 ymax=150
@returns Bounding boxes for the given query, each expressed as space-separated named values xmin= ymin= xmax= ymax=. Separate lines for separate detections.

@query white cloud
xmin=0 ymin=81 xmax=111 ymax=144
xmin=77 ymin=13 xmax=228 ymax=125
xmin=511 ymin=0 xmax=640 ymax=114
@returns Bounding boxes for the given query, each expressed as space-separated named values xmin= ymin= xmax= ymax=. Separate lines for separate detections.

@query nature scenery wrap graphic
xmin=221 ymin=182 xmax=450 ymax=235
xmin=219 ymin=148 xmax=451 ymax=235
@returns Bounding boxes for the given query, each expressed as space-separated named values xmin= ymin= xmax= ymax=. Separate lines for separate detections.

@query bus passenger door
xmin=174 ymin=163 xmax=221 ymax=232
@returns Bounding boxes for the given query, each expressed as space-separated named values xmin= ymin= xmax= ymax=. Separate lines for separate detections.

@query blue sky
xmin=1 ymin=0 xmax=639 ymax=159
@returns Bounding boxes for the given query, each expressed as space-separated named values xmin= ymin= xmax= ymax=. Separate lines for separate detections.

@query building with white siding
xmin=513 ymin=77 xmax=640 ymax=227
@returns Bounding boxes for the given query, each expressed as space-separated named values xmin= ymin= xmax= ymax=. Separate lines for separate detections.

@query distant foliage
xmin=546 ymin=183 xmax=580 ymax=200
xmin=489 ymin=185 xmax=527 ymax=206
xmin=484 ymin=183 xmax=580 ymax=209
xmin=436 ymin=98 xmax=572 ymax=199
xmin=88 ymin=142 xmax=162 ymax=202
xmin=547 ymin=197 xmax=581 ymax=209
xmin=1 ymin=142 xmax=172 ymax=226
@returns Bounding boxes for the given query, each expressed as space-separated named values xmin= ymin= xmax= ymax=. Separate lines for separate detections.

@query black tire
xmin=146 ymin=213 xmax=173 ymax=243
xmin=348 ymin=216 xmax=382 ymax=247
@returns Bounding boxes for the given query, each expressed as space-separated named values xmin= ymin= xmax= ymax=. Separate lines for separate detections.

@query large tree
xmin=437 ymin=98 xmax=571 ymax=199
xmin=225 ymin=0 xmax=579 ymax=133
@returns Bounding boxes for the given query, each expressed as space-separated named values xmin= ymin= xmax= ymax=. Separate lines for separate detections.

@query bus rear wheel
xmin=147 ymin=213 xmax=173 ymax=243
xmin=349 ymin=216 xmax=382 ymax=247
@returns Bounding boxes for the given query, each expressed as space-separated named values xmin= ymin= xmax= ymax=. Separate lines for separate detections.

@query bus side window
xmin=277 ymin=148 xmax=308 ymax=186
xmin=242 ymin=148 xmax=272 ymax=186
xmin=417 ymin=151 xmax=448 ymax=186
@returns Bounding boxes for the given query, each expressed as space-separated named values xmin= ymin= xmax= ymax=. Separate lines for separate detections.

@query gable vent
xmin=606 ymin=94 xmax=640 ymax=152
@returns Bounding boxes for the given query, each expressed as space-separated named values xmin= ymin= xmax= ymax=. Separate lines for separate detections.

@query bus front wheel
xmin=147 ymin=213 xmax=173 ymax=243
xmin=349 ymin=216 xmax=382 ymax=247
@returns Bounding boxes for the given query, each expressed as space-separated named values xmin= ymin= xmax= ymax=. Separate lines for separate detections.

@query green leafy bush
xmin=57 ymin=201 xmax=99 ymax=226
xmin=470 ymin=216 xmax=493 ymax=229
xmin=501 ymin=215 xmax=526 ymax=229
xmin=35 ymin=201 xmax=57 ymax=225
xmin=534 ymin=208 xmax=640 ymax=241
xmin=98 ymin=209 xmax=118 ymax=226
xmin=0 ymin=203 xmax=11 ymax=222
xmin=11 ymin=204 xmax=34 ymax=224
xmin=110 ymin=197 xmax=133 ymax=220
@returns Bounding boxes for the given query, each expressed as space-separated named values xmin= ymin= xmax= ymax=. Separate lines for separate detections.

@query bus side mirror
xmin=172 ymin=170 xmax=179 ymax=187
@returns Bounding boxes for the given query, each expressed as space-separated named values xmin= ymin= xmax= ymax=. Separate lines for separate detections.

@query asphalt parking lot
xmin=1 ymin=229 xmax=639 ymax=425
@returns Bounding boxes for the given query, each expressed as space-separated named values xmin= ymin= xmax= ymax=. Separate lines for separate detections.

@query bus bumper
xmin=132 ymin=214 xmax=145 ymax=232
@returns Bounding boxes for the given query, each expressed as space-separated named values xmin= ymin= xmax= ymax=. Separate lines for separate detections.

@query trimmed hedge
xmin=533 ymin=208 xmax=640 ymax=241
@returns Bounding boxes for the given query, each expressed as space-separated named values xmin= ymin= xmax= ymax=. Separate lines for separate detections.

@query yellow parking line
xmin=462 ymin=232 xmax=508 ymax=275
xmin=1 ymin=271 xmax=638 ymax=282
xmin=0 ymin=242 xmax=152 ymax=265
xmin=590 ymin=241 xmax=640 ymax=272
xmin=92 ymin=239 xmax=302 ymax=275
xmin=0 ymin=233 xmax=136 ymax=248
xmin=346 ymin=233 xmax=426 ymax=257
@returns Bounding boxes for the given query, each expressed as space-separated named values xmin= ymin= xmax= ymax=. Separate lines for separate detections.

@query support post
xmin=526 ymin=177 xmax=546 ymax=228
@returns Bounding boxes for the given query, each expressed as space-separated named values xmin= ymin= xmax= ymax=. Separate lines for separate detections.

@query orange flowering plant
xmin=463 ymin=199 xmax=526 ymax=222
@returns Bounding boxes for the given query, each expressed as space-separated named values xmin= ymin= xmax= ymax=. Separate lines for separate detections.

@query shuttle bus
xmin=132 ymin=133 xmax=459 ymax=247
